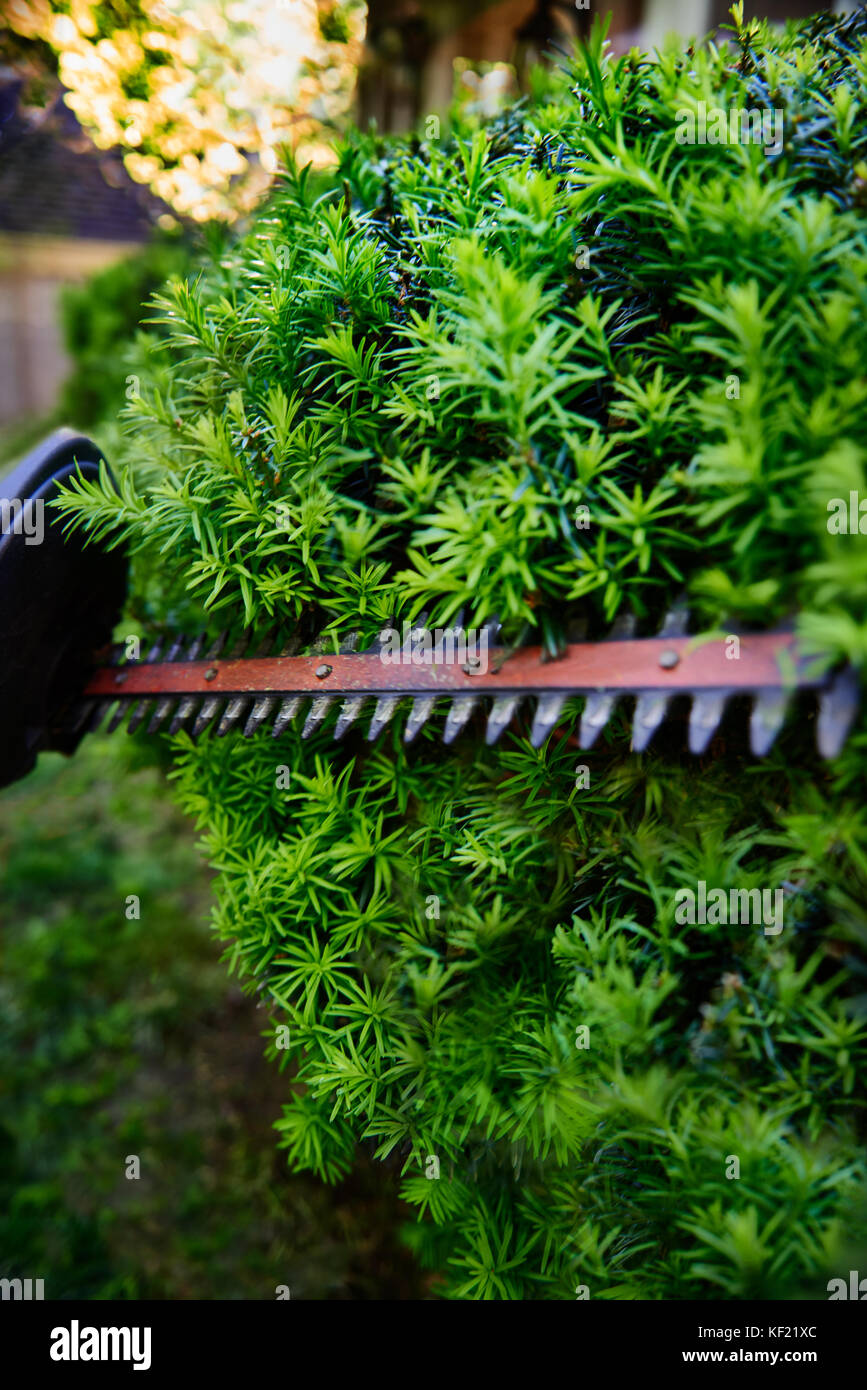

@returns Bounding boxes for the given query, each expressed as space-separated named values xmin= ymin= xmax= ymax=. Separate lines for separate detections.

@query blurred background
xmin=0 ymin=0 xmax=858 ymax=1299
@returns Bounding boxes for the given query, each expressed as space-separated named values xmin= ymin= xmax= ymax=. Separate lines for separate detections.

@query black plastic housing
xmin=0 ymin=430 xmax=127 ymax=788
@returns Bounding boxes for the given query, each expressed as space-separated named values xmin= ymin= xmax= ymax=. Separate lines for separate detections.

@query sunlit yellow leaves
xmin=8 ymin=0 xmax=366 ymax=220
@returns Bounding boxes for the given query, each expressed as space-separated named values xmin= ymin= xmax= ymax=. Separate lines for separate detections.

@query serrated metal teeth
xmin=576 ymin=611 xmax=637 ymax=749
xmin=688 ymin=690 xmax=729 ymax=754
xmin=438 ymin=616 xmax=480 ymax=744
xmin=87 ymin=698 xmax=112 ymax=732
xmin=105 ymin=640 xmax=160 ymax=733
xmin=243 ymin=634 xmax=300 ymax=737
xmin=610 ymin=611 xmax=638 ymax=640
xmin=146 ymin=635 xmax=190 ymax=733
xmin=185 ymin=633 xmax=229 ymax=736
xmin=530 ymin=693 xmax=566 ymax=748
xmin=299 ymin=632 xmax=357 ymax=740
xmin=127 ymin=636 xmax=178 ymax=733
xmin=749 ymin=688 xmax=789 ymax=757
xmin=87 ymin=697 xmax=117 ymax=733
xmin=404 ymin=696 xmax=437 ymax=744
xmin=443 ymin=697 xmax=478 ymax=745
xmin=631 ymin=691 xmax=671 ymax=752
xmin=167 ymin=634 xmax=207 ymax=733
xmin=169 ymin=695 xmax=205 ymax=735
xmin=333 ymin=696 xmax=366 ymax=740
xmin=361 ymin=620 xmax=394 ymax=654
xmin=125 ymin=699 xmax=151 ymax=734
xmin=271 ymin=696 xmax=302 ymax=739
xmin=486 ymin=695 xmax=521 ymax=746
xmin=659 ymin=601 xmax=690 ymax=638
xmin=817 ymin=666 xmax=859 ymax=759
xmin=367 ymin=618 xmax=426 ymax=742
xmin=215 ymin=695 xmax=250 ymax=738
xmin=579 ymin=691 xmax=618 ymax=748
xmin=630 ymin=604 xmax=690 ymax=752
xmin=68 ymin=684 xmax=106 ymax=734
xmin=186 ymin=630 xmax=256 ymax=738
xmin=85 ymin=642 xmax=126 ymax=732
xmin=244 ymin=693 xmax=278 ymax=737
xmin=191 ymin=696 xmax=221 ymax=737
xmin=301 ymin=695 xmax=333 ymax=739
xmin=75 ymin=610 xmax=861 ymax=762
xmin=66 ymin=645 xmax=127 ymax=731
xmin=367 ymin=696 xmax=399 ymax=741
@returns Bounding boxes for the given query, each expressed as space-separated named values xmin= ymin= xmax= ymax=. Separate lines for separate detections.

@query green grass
xmin=0 ymin=734 xmax=423 ymax=1299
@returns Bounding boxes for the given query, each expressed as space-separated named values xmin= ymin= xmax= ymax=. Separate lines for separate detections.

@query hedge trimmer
xmin=1 ymin=432 xmax=860 ymax=789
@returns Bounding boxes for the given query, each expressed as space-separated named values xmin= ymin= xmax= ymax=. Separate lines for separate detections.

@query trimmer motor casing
xmin=0 ymin=430 xmax=128 ymax=788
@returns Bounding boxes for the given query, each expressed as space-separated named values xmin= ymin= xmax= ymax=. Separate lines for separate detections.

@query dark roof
xmin=0 ymin=80 xmax=174 ymax=241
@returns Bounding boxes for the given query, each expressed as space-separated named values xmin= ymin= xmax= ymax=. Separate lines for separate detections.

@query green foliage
xmin=55 ymin=7 xmax=867 ymax=1298
xmin=58 ymin=231 xmax=191 ymax=431
xmin=0 ymin=736 xmax=423 ymax=1299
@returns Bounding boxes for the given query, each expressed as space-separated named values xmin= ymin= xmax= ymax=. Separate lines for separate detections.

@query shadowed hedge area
xmin=50 ymin=7 xmax=867 ymax=1298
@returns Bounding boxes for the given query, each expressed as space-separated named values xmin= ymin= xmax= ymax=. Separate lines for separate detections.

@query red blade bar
xmin=82 ymin=632 xmax=827 ymax=699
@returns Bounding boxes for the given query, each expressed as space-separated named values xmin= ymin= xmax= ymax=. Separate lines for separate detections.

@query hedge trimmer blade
xmin=71 ymin=617 xmax=860 ymax=760
xmin=0 ymin=433 xmax=861 ymax=788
